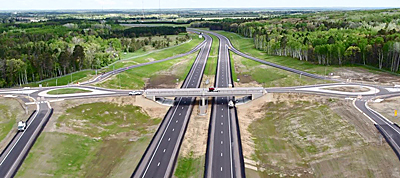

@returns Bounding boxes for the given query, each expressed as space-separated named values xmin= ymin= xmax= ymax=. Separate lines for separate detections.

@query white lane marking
xmin=157 ymin=162 xmax=160 ymax=167
xmin=176 ymin=120 xmax=179 ymax=123
xmin=221 ymin=122 xmax=223 ymax=125
xmin=221 ymin=141 xmax=223 ymax=144
xmin=222 ymin=108 xmax=223 ymax=111
xmin=163 ymin=149 xmax=166 ymax=153
xmin=182 ymin=107 xmax=184 ymax=109
xmin=221 ymin=115 xmax=224 ymax=117
xmin=179 ymin=113 xmax=181 ymax=116
xmin=142 ymin=96 xmax=186 ymax=177
xmin=0 ymin=101 xmax=40 ymax=166
xmin=221 ymin=131 xmax=223 ymax=134
xmin=221 ymin=153 xmax=223 ymax=157
xmin=221 ymin=167 xmax=223 ymax=172
xmin=172 ymin=128 xmax=175 ymax=132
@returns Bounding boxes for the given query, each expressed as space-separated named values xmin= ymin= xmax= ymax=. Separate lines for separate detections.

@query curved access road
xmin=191 ymin=28 xmax=329 ymax=80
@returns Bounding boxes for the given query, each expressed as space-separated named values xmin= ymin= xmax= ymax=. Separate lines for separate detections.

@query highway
xmin=2 ymin=27 xmax=400 ymax=177
xmin=191 ymin=28 xmax=330 ymax=81
xmin=204 ymin=31 xmax=245 ymax=178
xmin=132 ymin=33 xmax=212 ymax=178
xmin=0 ymin=101 xmax=52 ymax=178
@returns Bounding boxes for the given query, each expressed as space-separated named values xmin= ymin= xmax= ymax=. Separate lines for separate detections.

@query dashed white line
xmin=163 ymin=149 xmax=166 ymax=153
xmin=157 ymin=162 xmax=160 ymax=167
xmin=168 ymin=138 xmax=171 ymax=141
xmin=172 ymin=128 xmax=175 ymax=132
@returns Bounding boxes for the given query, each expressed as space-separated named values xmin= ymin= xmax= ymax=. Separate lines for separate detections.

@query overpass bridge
xmin=143 ymin=87 xmax=265 ymax=115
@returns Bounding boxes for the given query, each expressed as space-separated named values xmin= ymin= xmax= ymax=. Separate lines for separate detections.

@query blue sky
xmin=0 ymin=0 xmax=399 ymax=10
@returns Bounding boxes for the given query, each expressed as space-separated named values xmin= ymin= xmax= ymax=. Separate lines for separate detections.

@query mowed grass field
xmin=47 ymin=88 xmax=92 ymax=95
xmin=230 ymin=52 xmax=326 ymax=87
xmin=16 ymin=102 xmax=161 ymax=178
xmin=97 ymin=52 xmax=198 ymax=90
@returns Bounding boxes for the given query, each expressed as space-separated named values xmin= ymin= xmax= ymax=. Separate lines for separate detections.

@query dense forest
xmin=192 ymin=9 xmax=400 ymax=73
xmin=0 ymin=19 xmax=187 ymax=87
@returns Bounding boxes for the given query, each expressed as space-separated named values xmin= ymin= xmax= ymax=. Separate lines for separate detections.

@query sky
xmin=0 ymin=0 xmax=399 ymax=10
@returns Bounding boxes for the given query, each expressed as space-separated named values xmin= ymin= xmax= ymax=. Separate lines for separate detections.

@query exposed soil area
xmin=323 ymin=86 xmax=370 ymax=92
xmin=146 ymin=74 xmax=180 ymax=89
xmin=370 ymin=96 xmax=400 ymax=124
xmin=334 ymin=67 xmax=400 ymax=86
xmin=237 ymin=93 xmax=400 ymax=177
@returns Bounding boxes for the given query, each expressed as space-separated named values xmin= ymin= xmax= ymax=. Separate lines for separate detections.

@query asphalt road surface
xmin=0 ymin=102 xmax=52 ymax=178
xmin=132 ymin=33 xmax=212 ymax=178
xmin=204 ymin=31 xmax=245 ymax=178
xmin=191 ymin=28 xmax=329 ymax=81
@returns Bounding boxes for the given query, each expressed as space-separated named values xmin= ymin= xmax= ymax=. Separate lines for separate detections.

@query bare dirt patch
xmin=146 ymin=74 xmax=180 ymax=89
xmin=323 ymin=86 xmax=370 ymax=92
xmin=334 ymin=67 xmax=400 ymax=86
xmin=370 ymin=96 xmax=400 ymax=124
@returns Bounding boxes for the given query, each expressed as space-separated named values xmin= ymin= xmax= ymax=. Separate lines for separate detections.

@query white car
xmin=228 ymin=100 xmax=235 ymax=108
xmin=129 ymin=91 xmax=142 ymax=96
xmin=18 ymin=121 xmax=26 ymax=132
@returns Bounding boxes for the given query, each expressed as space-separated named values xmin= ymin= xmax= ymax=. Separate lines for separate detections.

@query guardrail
xmin=375 ymin=124 xmax=400 ymax=161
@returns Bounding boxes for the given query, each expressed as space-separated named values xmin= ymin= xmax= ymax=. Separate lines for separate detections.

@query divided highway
xmin=204 ymin=31 xmax=245 ymax=178
xmin=132 ymin=33 xmax=212 ymax=178
xmin=192 ymin=29 xmax=328 ymax=80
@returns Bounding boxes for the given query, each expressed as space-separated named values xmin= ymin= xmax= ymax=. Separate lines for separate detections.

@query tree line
xmin=0 ymin=20 xmax=187 ymax=87
xmin=192 ymin=9 xmax=400 ymax=73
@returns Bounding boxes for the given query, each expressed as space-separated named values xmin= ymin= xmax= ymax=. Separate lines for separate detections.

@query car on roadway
xmin=129 ymin=91 xmax=143 ymax=95
xmin=17 ymin=120 xmax=26 ymax=132
xmin=228 ymin=100 xmax=235 ymax=108
xmin=208 ymin=87 xmax=220 ymax=92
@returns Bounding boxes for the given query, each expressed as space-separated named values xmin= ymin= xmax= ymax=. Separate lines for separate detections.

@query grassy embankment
xmin=97 ymin=52 xmax=198 ymax=89
xmin=47 ymin=88 xmax=92 ymax=95
xmin=230 ymin=53 xmax=325 ymax=87
xmin=23 ymin=33 xmax=203 ymax=88
xmin=0 ymin=98 xmax=25 ymax=144
xmin=16 ymin=102 xmax=161 ymax=177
